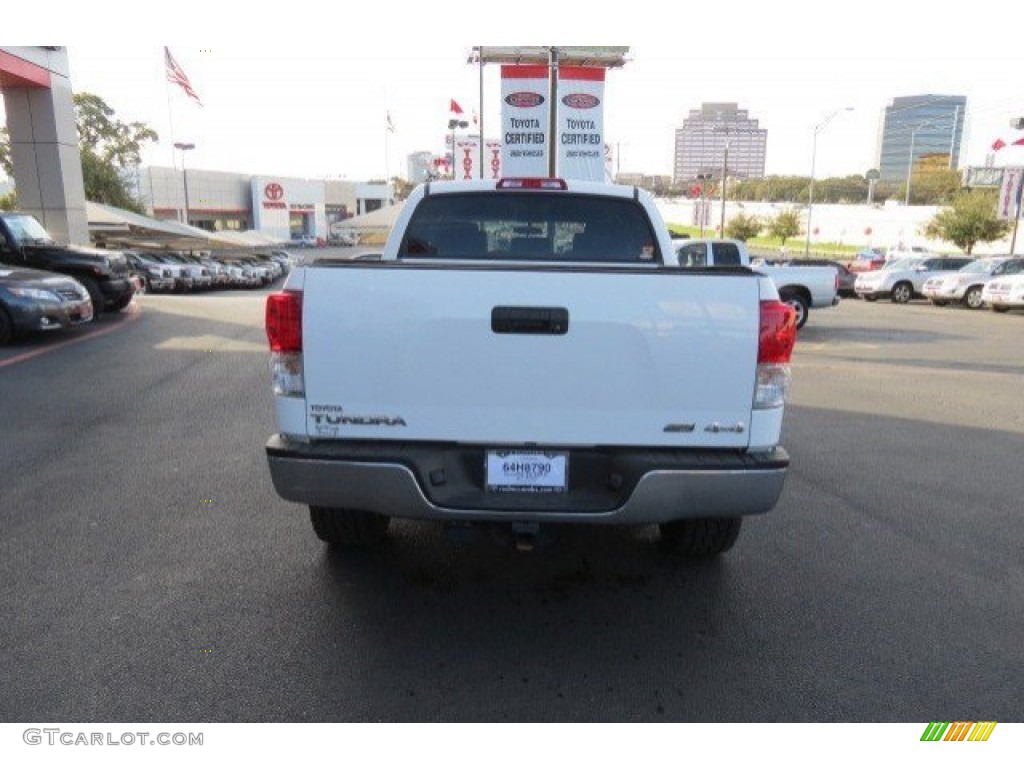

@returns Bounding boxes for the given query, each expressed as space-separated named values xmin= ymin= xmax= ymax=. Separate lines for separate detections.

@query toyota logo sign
xmin=265 ymin=182 xmax=284 ymax=201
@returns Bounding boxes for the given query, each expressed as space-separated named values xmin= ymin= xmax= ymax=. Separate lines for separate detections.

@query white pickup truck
xmin=673 ymin=238 xmax=840 ymax=328
xmin=264 ymin=178 xmax=797 ymax=557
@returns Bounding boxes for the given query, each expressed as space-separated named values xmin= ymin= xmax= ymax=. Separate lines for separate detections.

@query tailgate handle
xmin=491 ymin=306 xmax=569 ymax=335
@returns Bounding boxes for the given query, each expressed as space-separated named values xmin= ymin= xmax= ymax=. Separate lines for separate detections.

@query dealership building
xmin=132 ymin=166 xmax=393 ymax=242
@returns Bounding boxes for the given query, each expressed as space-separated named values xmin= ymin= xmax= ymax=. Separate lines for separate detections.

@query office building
xmin=875 ymin=94 xmax=966 ymax=182
xmin=673 ymin=103 xmax=767 ymax=183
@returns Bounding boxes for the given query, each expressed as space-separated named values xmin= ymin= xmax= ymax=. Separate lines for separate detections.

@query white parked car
xmin=922 ymin=257 xmax=1020 ymax=309
xmin=854 ymin=255 xmax=972 ymax=303
xmin=981 ymin=264 xmax=1024 ymax=312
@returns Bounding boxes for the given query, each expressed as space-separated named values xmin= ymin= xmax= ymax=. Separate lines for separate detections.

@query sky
xmin=6 ymin=2 xmax=1024 ymax=184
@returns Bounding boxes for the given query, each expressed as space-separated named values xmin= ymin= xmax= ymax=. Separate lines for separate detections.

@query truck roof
xmin=419 ymin=178 xmax=641 ymax=200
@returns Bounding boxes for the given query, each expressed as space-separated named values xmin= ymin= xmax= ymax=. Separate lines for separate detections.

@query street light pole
xmin=174 ymin=141 xmax=195 ymax=226
xmin=719 ymin=140 xmax=730 ymax=236
xmin=804 ymin=108 xmax=852 ymax=257
xmin=447 ymin=119 xmax=469 ymax=180
xmin=904 ymin=126 xmax=919 ymax=207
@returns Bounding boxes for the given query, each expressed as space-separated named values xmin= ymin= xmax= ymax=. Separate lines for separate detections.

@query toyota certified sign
xmin=264 ymin=182 xmax=284 ymax=201
xmin=505 ymin=92 xmax=544 ymax=108
xmin=562 ymin=93 xmax=600 ymax=109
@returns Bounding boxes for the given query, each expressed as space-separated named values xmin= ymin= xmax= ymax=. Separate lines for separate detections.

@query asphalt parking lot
xmin=1 ymin=290 xmax=1022 ymax=723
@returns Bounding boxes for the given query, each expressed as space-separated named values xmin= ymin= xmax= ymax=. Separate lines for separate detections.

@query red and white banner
xmin=450 ymin=137 xmax=503 ymax=180
xmin=557 ymin=67 xmax=606 ymax=182
xmin=500 ymin=65 xmax=550 ymax=177
xmin=997 ymin=167 xmax=1023 ymax=220
xmin=500 ymin=65 xmax=607 ymax=181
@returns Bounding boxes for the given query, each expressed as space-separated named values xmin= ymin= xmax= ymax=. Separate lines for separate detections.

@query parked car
xmin=1 ymin=211 xmax=134 ymax=317
xmin=854 ymin=255 xmax=973 ymax=303
xmin=791 ymin=258 xmax=856 ymax=297
xmin=292 ymin=234 xmax=318 ymax=248
xmin=848 ymin=247 xmax=887 ymax=273
xmin=921 ymin=257 xmax=1020 ymax=309
xmin=123 ymin=251 xmax=176 ymax=293
xmin=980 ymin=264 xmax=1024 ymax=312
xmin=886 ymin=245 xmax=937 ymax=260
xmin=0 ymin=265 xmax=93 ymax=345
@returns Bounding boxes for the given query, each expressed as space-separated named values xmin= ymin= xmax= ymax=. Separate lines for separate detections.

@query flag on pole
xmin=450 ymin=99 xmax=464 ymax=115
xmin=386 ymin=112 xmax=396 ymax=133
xmin=165 ymin=47 xmax=202 ymax=106
xmin=472 ymin=109 xmax=479 ymax=126
xmin=1014 ymin=137 xmax=1024 ymax=147
xmin=992 ymin=138 xmax=1007 ymax=151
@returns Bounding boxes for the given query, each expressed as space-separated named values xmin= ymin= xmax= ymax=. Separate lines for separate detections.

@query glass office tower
xmin=875 ymin=94 xmax=967 ymax=182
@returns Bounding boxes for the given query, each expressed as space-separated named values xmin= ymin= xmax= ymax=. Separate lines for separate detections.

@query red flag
xmin=992 ymin=138 xmax=1006 ymax=151
xmin=165 ymin=47 xmax=202 ymax=106
xmin=1013 ymin=137 xmax=1024 ymax=147
xmin=449 ymin=99 xmax=464 ymax=115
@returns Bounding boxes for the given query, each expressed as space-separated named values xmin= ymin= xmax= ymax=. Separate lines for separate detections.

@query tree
xmin=766 ymin=209 xmax=802 ymax=247
xmin=0 ymin=93 xmax=157 ymax=213
xmin=0 ymin=127 xmax=10 ymax=178
xmin=0 ymin=190 xmax=17 ymax=211
xmin=389 ymin=176 xmax=415 ymax=201
xmin=724 ymin=212 xmax=762 ymax=242
xmin=923 ymin=190 xmax=1010 ymax=254
xmin=74 ymin=93 xmax=158 ymax=167
xmin=900 ymin=153 xmax=961 ymax=205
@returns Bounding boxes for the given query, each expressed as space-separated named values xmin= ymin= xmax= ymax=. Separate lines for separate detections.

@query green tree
xmin=724 ymin=212 xmax=762 ymax=241
xmin=74 ymin=93 xmax=157 ymax=213
xmin=0 ymin=127 xmax=10 ymax=177
xmin=767 ymin=209 xmax=802 ymax=246
xmin=0 ymin=94 xmax=157 ymax=213
xmin=74 ymin=93 xmax=158 ymax=167
xmin=923 ymin=190 xmax=1010 ymax=254
xmin=899 ymin=153 xmax=961 ymax=205
xmin=0 ymin=190 xmax=17 ymax=211
xmin=390 ymin=176 xmax=415 ymax=201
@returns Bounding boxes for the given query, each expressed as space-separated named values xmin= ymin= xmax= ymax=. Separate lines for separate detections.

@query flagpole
xmin=164 ymin=72 xmax=179 ymax=219
xmin=165 ymin=70 xmax=177 ymax=167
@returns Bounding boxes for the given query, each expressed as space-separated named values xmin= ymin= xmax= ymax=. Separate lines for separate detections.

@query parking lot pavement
xmin=0 ymin=301 xmax=142 ymax=370
xmin=791 ymin=298 xmax=1023 ymax=434
xmin=1 ymin=290 xmax=1022 ymax=723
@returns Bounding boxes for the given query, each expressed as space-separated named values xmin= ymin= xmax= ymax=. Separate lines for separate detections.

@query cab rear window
xmin=398 ymin=192 xmax=661 ymax=263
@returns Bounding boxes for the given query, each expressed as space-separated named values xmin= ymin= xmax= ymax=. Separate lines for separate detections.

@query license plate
xmin=486 ymin=450 xmax=568 ymax=494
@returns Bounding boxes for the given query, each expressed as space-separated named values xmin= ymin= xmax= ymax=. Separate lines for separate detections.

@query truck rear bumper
xmin=266 ymin=436 xmax=789 ymax=525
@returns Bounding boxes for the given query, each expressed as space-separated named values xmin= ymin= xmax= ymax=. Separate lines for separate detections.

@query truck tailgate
xmin=301 ymin=263 xmax=763 ymax=449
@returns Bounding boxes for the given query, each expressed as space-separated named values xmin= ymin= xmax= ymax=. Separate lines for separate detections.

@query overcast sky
xmin=6 ymin=2 xmax=1024 ymax=183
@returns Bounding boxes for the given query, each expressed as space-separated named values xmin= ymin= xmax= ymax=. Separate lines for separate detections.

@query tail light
xmin=266 ymin=291 xmax=302 ymax=352
xmin=266 ymin=291 xmax=304 ymax=397
xmin=755 ymin=300 xmax=797 ymax=409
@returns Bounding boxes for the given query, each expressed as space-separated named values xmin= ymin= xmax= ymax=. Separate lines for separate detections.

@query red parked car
xmin=848 ymin=247 xmax=887 ymax=273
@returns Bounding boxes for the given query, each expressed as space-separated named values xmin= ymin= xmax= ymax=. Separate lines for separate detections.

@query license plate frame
xmin=485 ymin=450 xmax=568 ymax=494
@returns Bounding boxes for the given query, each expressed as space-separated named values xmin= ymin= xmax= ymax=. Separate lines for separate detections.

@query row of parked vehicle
xmin=125 ymin=250 xmax=294 ymax=293
xmin=850 ymin=254 xmax=1024 ymax=311
xmin=780 ymin=247 xmax=1024 ymax=313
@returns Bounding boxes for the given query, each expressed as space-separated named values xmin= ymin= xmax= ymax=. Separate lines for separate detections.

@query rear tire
xmin=779 ymin=291 xmax=809 ymax=330
xmin=310 ymin=506 xmax=390 ymax=549
xmin=929 ymin=299 xmax=947 ymax=307
xmin=991 ymin=305 xmax=1009 ymax=313
xmin=659 ymin=517 xmax=742 ymax=557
